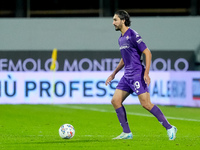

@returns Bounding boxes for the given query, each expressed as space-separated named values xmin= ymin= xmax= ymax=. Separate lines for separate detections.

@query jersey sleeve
xmin=131 ymin=33 xmax=147 ymax=52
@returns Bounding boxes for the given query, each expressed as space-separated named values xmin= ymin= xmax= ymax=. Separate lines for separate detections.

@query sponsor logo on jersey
xmin=136 ymin=38 xmax=143 ymax=44
xmin=119 ymin=45 xmax=129 ymax=50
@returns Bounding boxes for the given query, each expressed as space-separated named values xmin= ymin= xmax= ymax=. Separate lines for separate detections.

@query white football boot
xmin=167 ymin=126 xmax=177 ymax=140
xmin=113 ymin=132 xmax=133 ymax=139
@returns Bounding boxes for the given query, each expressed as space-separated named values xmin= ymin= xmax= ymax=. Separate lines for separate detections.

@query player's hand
xmin=105 ymin=74 xmax=115 ymax=86
xmin=144 ymin=73 xmax=151 ymax=86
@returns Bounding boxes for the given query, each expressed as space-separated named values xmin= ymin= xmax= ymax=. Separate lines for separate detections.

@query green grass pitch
xmin=0 ymin=104 xmax=200 ymax=150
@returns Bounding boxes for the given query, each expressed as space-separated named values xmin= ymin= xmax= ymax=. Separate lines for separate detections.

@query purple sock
xmin=115 ymin=106 xmax=131 ymax=133
xmin=150 ymin=105 xmax=172 ymax=130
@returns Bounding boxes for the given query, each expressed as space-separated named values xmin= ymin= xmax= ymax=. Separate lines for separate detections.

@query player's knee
xmin=141 ymin=103 xmax=149 ymax=110
xmin=111 ymin=98 xmax=122 ymax=108
xmin=111 ymin=98 xmax=117 ymax=105
xmin=141 ymin=102 xmax=153 ymax=111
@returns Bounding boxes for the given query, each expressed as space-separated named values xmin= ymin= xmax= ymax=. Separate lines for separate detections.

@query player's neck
xmin=121 ymin=26 xmax=129 ymax=36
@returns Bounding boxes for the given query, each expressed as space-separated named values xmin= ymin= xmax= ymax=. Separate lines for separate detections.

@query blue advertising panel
xmin=0 ymin=71 xmax=200 ymax=107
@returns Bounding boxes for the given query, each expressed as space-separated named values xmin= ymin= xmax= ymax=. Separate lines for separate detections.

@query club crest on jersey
xmin=126 ymin=36 xmax=130 ymax=40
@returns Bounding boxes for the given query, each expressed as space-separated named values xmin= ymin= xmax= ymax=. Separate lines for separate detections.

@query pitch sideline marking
xmin=56 ymin=105 xmax=200 ymax=122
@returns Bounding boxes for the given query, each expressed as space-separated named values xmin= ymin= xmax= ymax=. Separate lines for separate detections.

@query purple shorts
xmin=116 ymin=76 xmax=149 ymax=95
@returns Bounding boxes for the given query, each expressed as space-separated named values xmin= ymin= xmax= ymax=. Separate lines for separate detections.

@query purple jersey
xmin=118 ymin=28 xmax=147 ymax=79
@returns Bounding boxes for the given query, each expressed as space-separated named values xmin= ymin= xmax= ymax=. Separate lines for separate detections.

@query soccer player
xmin=105 ymin=10 xmax=177 ymax=140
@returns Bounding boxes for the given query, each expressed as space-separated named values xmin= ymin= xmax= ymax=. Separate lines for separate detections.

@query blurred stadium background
xmin=0 ymin=0 xmax=200 ymax=107
xmin=0 ymin=0 xmax=199 ymax=17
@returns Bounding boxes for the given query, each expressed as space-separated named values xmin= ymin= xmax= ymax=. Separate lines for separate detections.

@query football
xmin=59 ymin=124 xmax=75 ymax=139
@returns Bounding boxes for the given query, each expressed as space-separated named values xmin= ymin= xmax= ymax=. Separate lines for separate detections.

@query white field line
xmin=56 ymin=105 xmax=200 ymax=122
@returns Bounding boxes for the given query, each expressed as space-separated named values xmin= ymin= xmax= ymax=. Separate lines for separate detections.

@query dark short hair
xmin=115 ymin=10 xmax=131 ymax=27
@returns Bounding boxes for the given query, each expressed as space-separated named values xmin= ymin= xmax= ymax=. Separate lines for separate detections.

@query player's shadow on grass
xmin=11 ymin=139 xmax=109 ymax=145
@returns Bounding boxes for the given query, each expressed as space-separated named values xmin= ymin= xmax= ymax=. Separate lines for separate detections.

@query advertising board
xmin=1 ymin=71 xmax=200 ymax=107
xmin=0 ymin=50 xmax=195 ymax=71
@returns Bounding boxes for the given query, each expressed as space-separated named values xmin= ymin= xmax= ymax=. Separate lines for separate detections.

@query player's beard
xmin=114 ymin=23 xmax=122 ymax=31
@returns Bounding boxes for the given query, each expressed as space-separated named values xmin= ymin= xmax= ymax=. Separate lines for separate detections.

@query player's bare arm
xmin=105 ymin=58 xmax=124 ymax=85
xmin=143 ymin=48 xmax=152 ymax=86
